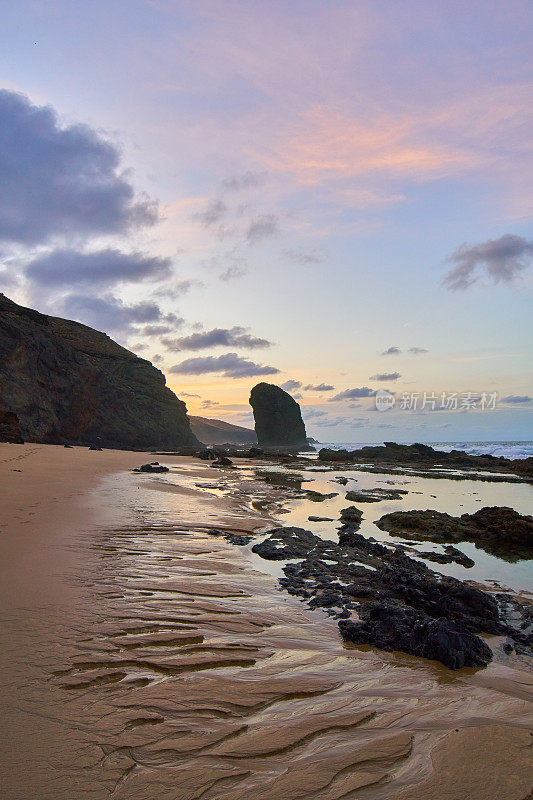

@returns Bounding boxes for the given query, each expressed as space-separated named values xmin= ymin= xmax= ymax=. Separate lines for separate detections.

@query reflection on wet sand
xmin=1 ymin=445 xmax=532 ymax=799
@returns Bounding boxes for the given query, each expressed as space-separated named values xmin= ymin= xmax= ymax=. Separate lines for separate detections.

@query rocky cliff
xmin=189 ymin=416 xmax=257 ymax=445
xmin=249 ymin=382 xmax=308 ymax=449
xmin=0 ymin=294 xmax=200 ymax=450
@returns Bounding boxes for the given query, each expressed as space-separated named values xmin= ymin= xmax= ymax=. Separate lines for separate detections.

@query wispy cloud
xmin=303 ymin=383 xmax=334 ymax=391
xmin=246 ymin=214 xmax=278 ymax=244
xmin=443 ymin=235 xmax=533 ymax=290
xmin=370 ymin=372 xmax=401 ymax=381
xmin=381 ymin=346 xmax=401 ymax=355
xmin=26 ymin=248 xmax=171 ymax=287
xmin=280 ymin=379 xmax=302 ymax=391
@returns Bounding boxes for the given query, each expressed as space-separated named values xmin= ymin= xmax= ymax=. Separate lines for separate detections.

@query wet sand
xmin=1 ymin=443 xmax=532 ymax=799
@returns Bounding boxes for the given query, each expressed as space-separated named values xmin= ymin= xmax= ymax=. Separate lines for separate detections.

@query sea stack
xmin=249 ymin=382 xmax=308 ymax=449
xmin=0 ymin=294 xmax=200 ymax=450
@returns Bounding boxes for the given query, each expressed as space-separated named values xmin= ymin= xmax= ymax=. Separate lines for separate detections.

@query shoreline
xmin=1 ymin=443 xmax=532 ymax=799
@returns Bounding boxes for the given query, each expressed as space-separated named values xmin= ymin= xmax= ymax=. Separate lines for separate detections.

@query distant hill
xmin=189 ymin=415 xmax=257 ymax=445
xmin=0 ymin=294 xmax=200 ymax=450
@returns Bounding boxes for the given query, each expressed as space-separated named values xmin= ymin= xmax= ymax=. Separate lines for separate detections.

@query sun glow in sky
xmin=1 ymin=0 xmax=531 ymax=441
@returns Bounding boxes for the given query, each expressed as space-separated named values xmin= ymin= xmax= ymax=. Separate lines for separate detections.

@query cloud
xmin=330 ymin=387 xmax=377 ymax=401
xmin=180 ymin=392 xmax=201 ymax=398
xmin=194 ymin=198 xmax=227 ymax=227
xmin=282 ymin=248 xmax=323 ymax=265
xmin=141 ymin=324 xmax=174 ymax=336
xmin=370 ymin=372 xmax=401 ymax=381
xmin=408 ymin=347 xmax=428 ymax=354
xmin=162 ymin=326 xmax=272 ymax=351
xmin=443 ymin=235 xmax=533 ymax=290
xmin=280 ymin=379 xmax=302 ymax=391
xmin=151 ymin=353 xmax=163 ymax=363
xmin=56 ymin=293 xmax=165 ymax=336
xmin=303 ymin=383 xmax=334 ymax=391
xmin=201 ymin=399 xmax=219 ymax=408
xmin=169 ymin=352 xmax=280 ymax=378
xmin=26 ymin=248 xmax=171 ymax=287
xmin=222 ymin=171 xmax=266 ymax=191
xmin=381 ymin=346 xmax=401 ymax=355
xmin=302 ymin=408 xmax=327 ymax=419
xmin=220 ymin=265 xmax=246 ymax=281
xmin=0 ymin=89 xmax=157 ymax=246
xmin=246 ymin=214 xmax=278 ymax=244
xmin=500 ymin=395 xmax=532 ymax=403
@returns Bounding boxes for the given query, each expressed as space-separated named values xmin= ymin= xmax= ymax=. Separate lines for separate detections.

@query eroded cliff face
xmin=0 ymin=294 xmax=200 ymax=449
xmin=249 ymin=382 xmax=308 ymax=448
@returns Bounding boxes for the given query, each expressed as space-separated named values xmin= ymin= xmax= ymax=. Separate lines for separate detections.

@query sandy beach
xmin=1 ymin=443 xmax=532 ymax=800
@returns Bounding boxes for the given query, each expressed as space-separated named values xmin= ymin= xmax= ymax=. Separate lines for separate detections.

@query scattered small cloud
xmin=330 ymin=387 xmax=377 ymax=401
xmin=169 ymin=352 xmax=280 ymax=378
xmin=500 ymin=395 xmax=532 ymax=403
xmin=222 ymin=171 xmax=266 ymax=191
xmin=282 ymin=248 xmax=323 ymax=265
xmin=151 ymin=353 xmax=163 ymax=363
xmin=201 ymin=399 xmax=219 ymax=408
xmin=408 ymin=347 xmax=428 ymax=354
xmin=381 ymin=346 xmax=401 ymax=355
xmin=370 ymin=372 xmax=401 ymax=381
xmin=161 ymin=326 xmax=272 ymax=351
xmin=302 ymin=409 xmax=327 ymax=419
xmin=194 ymin=198 xmax=227 ymax=227
xmin=180 ymin=392 xmax=201 ymax=398
xmin=280 ymin=379 xmax=302 ymax=391
xmin=443 ymin=235 xmax=533 ymax=290
xmin=220 ymin=265 xmax=246 ymax=281
xmin=303 ymin=383 xmax=334 ymax=391
xmin=246 ymin=214 xmax=278 ymax=244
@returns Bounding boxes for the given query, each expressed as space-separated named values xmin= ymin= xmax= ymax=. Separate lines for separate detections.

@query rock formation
xmin=0 ymin=294 xmax=200 ymax=450
xmin=249 ymin=382 xmax=308 ymax=449
xmin=189 ymin=415 xmax=257 ymax=445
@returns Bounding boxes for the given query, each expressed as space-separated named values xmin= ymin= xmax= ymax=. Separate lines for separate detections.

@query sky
xmin=0 ymin=0 xmax=532 ymax=442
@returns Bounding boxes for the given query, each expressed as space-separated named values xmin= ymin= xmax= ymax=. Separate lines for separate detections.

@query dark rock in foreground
xmin=0 ymin=294 xmax=200 ymax=451
xmin=345 ymin=488 xmax=408 ymax=502
xmin=0 ymin=409 xmax=23 ymax=443
xmin=318 ymin=441 xmax=533 ymax=481
xmin=135 ymin=462 xmax=170 ymax=473
xmin=249 ymin=382 xmax=308 ymax=449
xmin=376 ymin=506 xmax=533 ymax=561
xmin=250 ymin=525 xmax=531 ymax=669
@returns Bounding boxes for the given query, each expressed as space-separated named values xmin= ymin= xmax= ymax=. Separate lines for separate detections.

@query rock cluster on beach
xmin=376 ymin=506 xmax=533 ymax=561
xmin=249 ymin=382 xmax=309 ymax=449
xmin=318 ymin=441 xmax=533 ymax=480
xmin=0 ymin=294 xmax=200 ymax=450
xmin=251 ymin=524 xmax=532 ymax=669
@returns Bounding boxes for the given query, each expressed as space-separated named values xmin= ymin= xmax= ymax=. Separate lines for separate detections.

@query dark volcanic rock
xmin=249 ymin=525 xmax=530 ymax=669
xmin=0 ymin=294 xmax=200 ymax=451
xmin=345 ymin=488 xmax=408 ymax=503
xmin=376 ymin=506 xmax=533 ymax=561
xmin=339 ymin=606 xmax=493 ymax=670
xmin=318 ymin=441 xmax=533 ymax=481
xmin=137 ymin=462 xmax=170 ymax=473
xmin=249 ymin=382 xmax=308 ymax=449
xmin=339 ymin=506 xmax=364 ymax=526
xmin=0 ymin=408 xmax=23 ymax=443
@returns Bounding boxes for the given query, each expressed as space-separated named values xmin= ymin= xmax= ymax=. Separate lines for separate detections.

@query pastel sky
xmin=1 ymin=0 xmax=532 ymax=442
